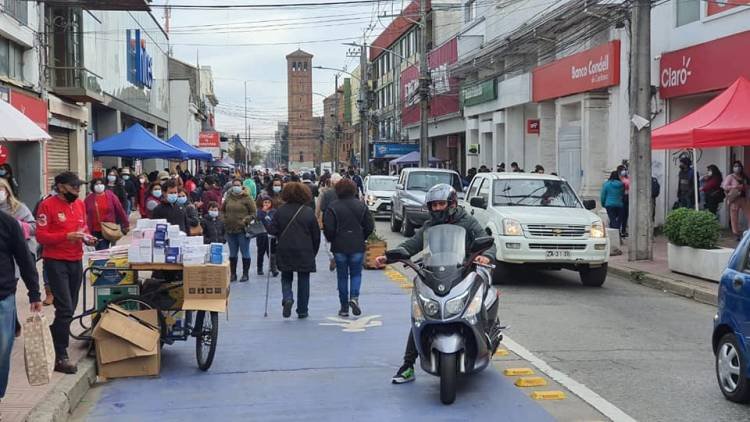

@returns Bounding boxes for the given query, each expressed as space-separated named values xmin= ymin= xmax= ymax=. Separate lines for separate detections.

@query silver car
xmin=390 ymin=168 xmax=464 ymax=236
xmin=363 ymin=175 xmax=398 ymax=216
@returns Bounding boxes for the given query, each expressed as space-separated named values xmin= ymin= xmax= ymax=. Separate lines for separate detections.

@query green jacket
xmin=222 ymin=190 xmax=257 ymax=234
xmin=399 ymin=207 xmax=496 ymax=261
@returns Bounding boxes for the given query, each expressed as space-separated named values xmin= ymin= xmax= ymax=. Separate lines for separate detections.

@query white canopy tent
xmin=0 ymin=98 xmax=51 ymax=141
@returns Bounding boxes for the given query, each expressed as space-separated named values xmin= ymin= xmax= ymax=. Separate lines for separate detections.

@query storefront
xmin=371 ymin=142 xmax=419 ymax=174
xmin=532 ymin=39 xmax=625 ymax=197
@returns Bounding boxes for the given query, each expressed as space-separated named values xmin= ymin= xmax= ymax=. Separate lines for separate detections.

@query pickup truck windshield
xmin=406 ymin=172 xmax=462 ymax=192
xmin=368 ymin=177 xmax=397 ymax=191
xmin=493 ymin=179 xmax=581 ymax=208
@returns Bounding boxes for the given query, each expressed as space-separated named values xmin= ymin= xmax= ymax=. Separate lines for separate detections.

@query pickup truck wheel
xmin=390 ymin=211 xmax=402 ymax=232
xmin=400 ymin=212 xmax=415 ymax=237
xmin=492 ymin=262 xmax=514 ymax=285
xmin=579 ymin=263 xmax=607 ymax=287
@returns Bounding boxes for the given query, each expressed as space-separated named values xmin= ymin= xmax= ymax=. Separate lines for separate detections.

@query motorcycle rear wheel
xmin=440 ymin=353 xmax=458 ymax=405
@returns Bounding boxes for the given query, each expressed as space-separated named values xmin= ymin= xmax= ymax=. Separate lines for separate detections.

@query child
xmin=256 ymin=194 xmax=278 ymax=276
xmin=201 ymin=201 xmax=226 ymax=245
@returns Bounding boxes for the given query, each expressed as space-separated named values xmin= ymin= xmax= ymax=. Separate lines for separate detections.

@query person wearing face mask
xmin=617 ymin=165 xmax=630 ymax=238
xmin=722 ymin=161 xmax=750 ymax=239
xmin=222 ymin=180 xmax=257 ymax=282
xmin=175 ymin=188 xmax=200 ymax=234
xmin=85 ymin=178 xmax=129 ymax=250
xmin=152 ymin=181 xmax=190 ymax=232
xmin=675 ymin=157 xmax=697 ymax=209
xmin=200 ymin=176 xmax=223 ymax=216
xmin=143 ymin=183 xmax=164 ymax=219
xmin=36 ymin=172 xmax=97 ymax=374
xmin=137 ymin=173 xmax=149 ymax=216
xmin=0 ymin=164 xmax=19 ymax=197
xmin=105 ymin=170 xmax=128 ymax=212
xmin=264 ymin=178 xmax=284 ymax=208
xmin=700 ymin=164 xmax=724 ymax=215
xmin=120 ymin=168 xmax=137 ymax=216
xmin=201 ymin=201 xmax=226 ymax=245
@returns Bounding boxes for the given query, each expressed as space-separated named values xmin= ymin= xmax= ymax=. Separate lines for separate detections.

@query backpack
xmin=651 ymin=177 xmax=660 ymax=198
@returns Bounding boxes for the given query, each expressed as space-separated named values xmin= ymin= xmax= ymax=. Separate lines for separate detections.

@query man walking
xmin=36 ymin=172 xmax=97 ymax=374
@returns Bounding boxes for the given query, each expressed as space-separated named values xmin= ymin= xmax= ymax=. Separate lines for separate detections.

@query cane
xmin=264 ymin=234 xmax=273 ymax=317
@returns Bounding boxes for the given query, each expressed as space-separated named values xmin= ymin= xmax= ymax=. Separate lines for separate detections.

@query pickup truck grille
xmin=524 ymin=224 xmax=587 ymax=238
xmin=529 ymin=244 xmax=586 ymax=250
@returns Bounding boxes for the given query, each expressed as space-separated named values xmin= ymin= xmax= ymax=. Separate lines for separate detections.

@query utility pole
xmin=359 ymin=40 xmax=370 ymax=175
xmin=244 ymin=81 xmax=248 ymax=173
xmin=334 ymin=73 xmax=340 ymax=173
xmin=628 ymin=0 xmax=652 ymax=261
xmin=418 ymin=0 xmax=430 ymax=168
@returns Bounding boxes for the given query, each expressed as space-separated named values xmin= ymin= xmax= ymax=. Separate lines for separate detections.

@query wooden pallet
xmin=364 ymin=241 xmax=387 ymax=269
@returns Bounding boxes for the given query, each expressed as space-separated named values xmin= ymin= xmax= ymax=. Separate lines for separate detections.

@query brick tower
xmin=286 ymin=49 xmax=314 ymax=170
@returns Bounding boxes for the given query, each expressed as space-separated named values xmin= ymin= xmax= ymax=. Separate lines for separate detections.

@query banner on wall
xmin=707 ymin=0 xmax=750 ymax=16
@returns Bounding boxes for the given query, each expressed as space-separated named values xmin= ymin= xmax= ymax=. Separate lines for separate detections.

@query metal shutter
xmin=46 ymin=128 xmax=71 ymax=189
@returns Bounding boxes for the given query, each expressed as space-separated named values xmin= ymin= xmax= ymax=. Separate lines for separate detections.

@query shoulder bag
xmin=279 ymin=205 xmax=304 ymax=241
xmin=96 ymin=195 xmax=123 ymax=242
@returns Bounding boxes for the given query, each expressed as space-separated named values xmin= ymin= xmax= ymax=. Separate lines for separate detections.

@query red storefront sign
xmin=707 ymin=0 xmax=750 ymax=17
xmin=527 ymin=119 xmax=540 ymax=134
xmin=401 ymin=37 xmax=459 ymax=126
xmin=532 ymin=40 xmax=621 ymax=102
xmin=659 ymin=30 xmax=750 ymax=99
xmin=10 ymin=90 xmax=48 ymax=131
xmin=198 ymin=131 xmax=220 ymax=147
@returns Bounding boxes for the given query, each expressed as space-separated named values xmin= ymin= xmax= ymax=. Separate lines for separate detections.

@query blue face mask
xmin=273 ymin=186 xmax=282 ymax=193
xmin=0 ymin=169 xmax=6 ymax=176
xmin=177 ymin=196 xmax=188 ymax=205
xmin=167 ymin=193 xmax=178 ymax=204
xmin=232 ymin=186 xmax=243 ymax=195
xmin=152 ymin=190 xmax=162 ymax=198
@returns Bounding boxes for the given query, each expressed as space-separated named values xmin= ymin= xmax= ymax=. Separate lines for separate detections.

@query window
xmin=676 ymin=0 xmax=699 ymax=26
xmin=477 ymin=178 xmax=490 ymax=201
xmin=467 ymin=177 xmax=481 ymax=199
xmin=3 ymin=0 xmax=28 ymax=25
xmin=303 ymin=61 xmax=308 ymax=71
xmin=465 ymin=0 xmax=476 ymax=23
xmin=0 ymin=36 xmax=23 ymax=81
xmin=299 ymin=151 xmax=304 ymax=161
xmin=492 ymin=179 xmax=581 ymax=208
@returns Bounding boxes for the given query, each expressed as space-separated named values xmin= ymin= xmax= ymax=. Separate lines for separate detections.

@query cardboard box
xmin=182 ymin=263 xmax=230 ymax=312
xmin=92 ymin=304 xmax=160 ymax=379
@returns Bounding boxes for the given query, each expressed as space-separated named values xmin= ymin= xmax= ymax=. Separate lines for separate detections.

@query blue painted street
xmin=75 ymin=244 xmax=558 ymax=421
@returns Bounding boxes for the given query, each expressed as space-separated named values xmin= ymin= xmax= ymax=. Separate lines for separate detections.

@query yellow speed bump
xmin=494 ymin=348 xmax=510 ymax=357
xmin=503 ymin=367 xmax=534 ymax=376
xmin=531 ymin=391 xmax=566 ymax=401
xmin=514 ymin=377 xmax=548 ymax=387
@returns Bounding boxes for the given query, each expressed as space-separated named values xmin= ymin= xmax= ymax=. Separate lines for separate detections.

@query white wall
xmin=0 ymin=2 xmax=43 ymax=91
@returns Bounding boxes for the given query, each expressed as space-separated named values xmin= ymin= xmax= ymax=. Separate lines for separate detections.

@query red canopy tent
xmin=652 ymin=77 xmax=750 ymax=209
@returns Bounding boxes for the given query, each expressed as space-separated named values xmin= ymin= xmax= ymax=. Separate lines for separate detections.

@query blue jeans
xmin=606 ymin=206 xmax=622 ymax=230
xmin=0 ymin=294 xmax=17 ymax=398
xmin=93 ymin=231 xmax=111 ymax=251
xmin=334 ymin=253 xmax=364 ymax=306
xmin=226 ymin=232 xmax=251 ymax=259
xmin=281 ymin=272 xmax=310 ymax=315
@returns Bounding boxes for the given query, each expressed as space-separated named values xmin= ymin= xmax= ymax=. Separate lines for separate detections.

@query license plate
xmin=545 ymin=250 xmax=571 ymax=258
xmin=384 ymin=205 xmax=391 ymax=210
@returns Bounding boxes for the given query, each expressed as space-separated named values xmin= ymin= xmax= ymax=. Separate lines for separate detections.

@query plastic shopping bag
xmin=23 ymin=313 xmax=55 ymax=386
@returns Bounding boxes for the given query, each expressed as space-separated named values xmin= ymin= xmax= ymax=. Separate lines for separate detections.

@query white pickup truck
xmin=462 ymin=172 xmax=609 ymax=287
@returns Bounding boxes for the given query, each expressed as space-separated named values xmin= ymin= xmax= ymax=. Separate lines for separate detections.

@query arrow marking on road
xmin=319 ymin=315 xmax=383 ymax=332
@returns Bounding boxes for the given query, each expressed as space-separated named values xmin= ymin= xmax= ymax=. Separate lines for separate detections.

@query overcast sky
xmin=152 ymin=1 xmax=400 ymax=151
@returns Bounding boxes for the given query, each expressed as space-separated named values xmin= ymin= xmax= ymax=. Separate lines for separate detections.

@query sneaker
xmin=329 ymin=258 xmax=336 ymax=272
xmin=282 ymin=300 xmax=293 ymax=318
xmin=230 ymin=273 xmax=237 ymax=283
xmin=349 ymin=298 xmax=362 ymax=316
xmin=54 ymin=357 xmax=77 ymax=374
xmin=338 ymin=305 xmax=349 ymax=317
xmin=240 ymin=273 xmax=249 ymax=282
xmin=43 ymin=287 xmax=54 ymax=306
xmin=392 ymin=364 xmax=415 ymax=384
xmin=297 ymin=313 xmax=308 ymax=319
xmin=271 ymin=270 xmax=279 ymax=277
xmin=258 ymin=269 xmax=264 ymax=276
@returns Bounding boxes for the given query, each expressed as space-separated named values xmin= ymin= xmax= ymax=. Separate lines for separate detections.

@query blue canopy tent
xmin=167 ymin=134 xmax=213 ymax=161
xmin=92 ymin=123 xmax=186 ymax=159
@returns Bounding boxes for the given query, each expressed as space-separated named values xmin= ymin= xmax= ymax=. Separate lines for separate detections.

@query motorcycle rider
xmin=374 ymin=183 xmax=497 ymax=384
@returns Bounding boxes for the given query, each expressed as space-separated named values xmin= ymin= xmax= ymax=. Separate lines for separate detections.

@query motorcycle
xmin=386 ymin=224 xmax=503 ymax=405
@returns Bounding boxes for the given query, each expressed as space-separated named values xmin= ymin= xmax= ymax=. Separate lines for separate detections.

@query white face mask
xmin=0 ymin=190 xmax=7 ymax=203
xmin=94 ymin=184 xmax=105 ymax=193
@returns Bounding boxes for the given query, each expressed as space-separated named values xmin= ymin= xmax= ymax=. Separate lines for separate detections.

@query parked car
xmin=363 ymin=175 xmax=398 ymax=216
xmin=390 ymin=168 xmax=464 ymax=236
xmin=713 ymin=237 xmax=750 ymax=403
xmin=462 ymin=172 xmax=609 ymax=286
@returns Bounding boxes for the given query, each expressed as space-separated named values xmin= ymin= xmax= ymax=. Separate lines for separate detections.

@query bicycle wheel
xmin=194 ymin=311 xmax=219 ymax=371
xmin=110 ymin=295 xmax=167 ymax=343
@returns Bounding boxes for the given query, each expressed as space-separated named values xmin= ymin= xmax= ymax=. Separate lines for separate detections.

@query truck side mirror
xmin=583 ymin=199 xmax=596 ymax=210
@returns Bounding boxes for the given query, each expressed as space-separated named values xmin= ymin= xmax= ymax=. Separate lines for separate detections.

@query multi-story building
xmin=286 ymin=49 xmax=315 ymax=170
xmin=274 ymin=121 xmax=289 ymax=169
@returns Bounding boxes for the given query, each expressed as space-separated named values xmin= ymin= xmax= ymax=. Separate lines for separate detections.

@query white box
xmin=186 ymin=236 xmax=204 ymax=246
xmin=152 ymin=246 xmax=166 ymax=264
xmin=182 ymin=255 xmax=206 ymax=265
xmin=136 ymin=219 xmax=167 ymax=230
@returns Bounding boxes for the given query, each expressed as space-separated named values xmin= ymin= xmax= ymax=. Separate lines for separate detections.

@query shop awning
xmin=0 ymin=99 xmax=51 ymax=142
xmin=93 ymin=124 xmax=186 ymax=159
xmin=388 ymin=151 xmax=442 ymax=165
xmin=167 ymin=134 xmax=213 ymax=161
xmin=652 ymin=77 xmax=750 ymax=150
xmin=210 ymin=157 xmax=235 ymax=168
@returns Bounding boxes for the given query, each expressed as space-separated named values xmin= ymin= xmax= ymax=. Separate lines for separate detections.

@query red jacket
xmin=84 ymin=190 xmax=129 ymax=234
xmin=36 ymin=195 xmax=88 ymax=261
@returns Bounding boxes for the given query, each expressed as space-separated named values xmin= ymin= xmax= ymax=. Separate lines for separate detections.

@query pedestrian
xmin=676 ymin=156 xmax=697 ymax=209
xmin=200 ymin=176 xmax=223 ymax=215
xmin=534 ymin=164 xmax=545 ymax=174
xmin=106 ymin=169 xmax=128 ymax=212
xmin=318 ymin=173 xmax=341 ymax=272
xmin=479 ymin=165 xmax=489 ymax=173
xmin=0 ymin=207 xmax=42 ymax=404
xmin=256 ymin=194 xmax=279 ymax=277
xmin=618 ymin=165 xmax=630 ymax=238
xmin=348 ymin=168 xmax=364 ymax=198
xmin=222 ymin=179 xmax=257 ymax=282
xmin=268 ymin=182 xmax=320 ymax=319
xmin=302 ymin=172 xmax=319 ymax=206
xmin=243 ymin=173 xmax=257 ymax=200
xmin=36 ymin=172 xmax=97 ymax=373
xmin=323 ymin=179 xmax=374 ymax=317
xmin=511 ymin=162 xmax=523 ymax=173
xmin=600 ymin=171 xmax=625 ymax=230
xmin=120 ymin=167 xmax=137 ymax=215
xmin=143 ymin=182 xmax=164 ymax=219
xmin=700 ymin=164 xmax=724 ymax=215
xmin=0 ymin=163 xmax=19 ymax=196
xmin=651 ymin=175 xmax=660 ymax=222
xmin=264 ymin=178 xmax=284 ymax=207
xmin=137 ymin=173 xmax=150 ymax=217
xmin=201 ymin=201 xmax=226 ymax=245
xmin=152 ymin=180 xmax=190 ymax=233
xmin=722 ymin=161 xmax=750 ymax=240
xmin=176 ymin=187 xmax=201 ymax=235
xmin=497 ymin=163 xmax=506 ymax=172
xmin=85 ymin=177 xmax=129 ymax=250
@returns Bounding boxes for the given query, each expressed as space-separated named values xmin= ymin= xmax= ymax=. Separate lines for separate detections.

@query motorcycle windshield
xmin=422 ymin=225 xmax=466 ymax=294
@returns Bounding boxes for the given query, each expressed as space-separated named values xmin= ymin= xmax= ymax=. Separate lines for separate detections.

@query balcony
xmin=42 ymin=0 xmax=151 ymax=10
xmin=49 ymin=66 xmax=104 ymax=103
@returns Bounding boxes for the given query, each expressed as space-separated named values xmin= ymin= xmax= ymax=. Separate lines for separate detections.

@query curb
xmin=608 ymin=264 xmax=717 ymax=307
xmin=24 ymin=357 xmax=96 ymax=422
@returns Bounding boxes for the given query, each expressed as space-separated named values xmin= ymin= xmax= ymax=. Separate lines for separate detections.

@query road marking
xmin=502 ymin=336 xmax=637 ymax=422
xmin=531 ymin=391 xmax=567 ymax=401
xmin=503 ymin=368 xmax=535 ymax=376
xmin=494 ymin=348 xmax=510 ymax=356
xmin=319 ymin=315 xmax=383 ymax=332
xmin=515 ymin=377 xmax=548 ymax=387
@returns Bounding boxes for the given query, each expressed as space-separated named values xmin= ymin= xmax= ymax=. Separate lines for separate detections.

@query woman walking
xmin=600 ymin=171 xmax=625 ymax=230
xmin=0 ymin=163 xmax=19 ymax=196
xmin=222 ymin=179 xmax=256 ymax=282
xmin=722 ymin=161 xmax=750 ymax=240
xmin=323 ymin=179 xmax=374 ymax=317
xmin=700 ymin=164 xmax=724 ymax=215
xmin=85 ymin=177 xmax=129 ymax=250
xmin=143 ymin=182 xmax=164 ymax=219
xmin=269 ymin=182 xmax=320 ymax=319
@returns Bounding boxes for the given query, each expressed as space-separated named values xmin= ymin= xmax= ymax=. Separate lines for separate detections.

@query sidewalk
xmin=607 ymin=235 xmax=729 ymax=306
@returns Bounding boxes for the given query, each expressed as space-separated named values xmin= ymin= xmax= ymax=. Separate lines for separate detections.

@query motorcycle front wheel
xmin=440 ymin=352 xmax=458 ymax=405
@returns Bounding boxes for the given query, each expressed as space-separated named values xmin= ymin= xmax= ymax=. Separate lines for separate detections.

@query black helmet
xmin=425 ymin=184 xmax=458 ymax=224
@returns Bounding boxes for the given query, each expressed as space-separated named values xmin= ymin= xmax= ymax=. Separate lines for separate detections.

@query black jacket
xmin=0 ymin=210 xmax=40 ymax=302
xmin=123 ymin=178 xmax=138 ymax=199
xmin=201 ymin=216 xmax=226 ymax=244
xmin=323 ymin=197 xmax=374 ymax=254
xmin=269 ymin=203 xmax=320 ymax=273
xmin=152 ymin=203 xmax=189 ymax=233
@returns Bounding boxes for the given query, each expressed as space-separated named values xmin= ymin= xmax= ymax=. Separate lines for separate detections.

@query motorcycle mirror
xmin=469 ymin=236 xmax=494 ymax=254
xmin=385 ymin=247 xmax=410 ymax=263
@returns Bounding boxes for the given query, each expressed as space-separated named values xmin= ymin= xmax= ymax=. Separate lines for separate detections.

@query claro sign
xmin=532 ymin=40 xmax=621 ymax=102
xmin=659 ymin=30 xmax=750 ymax=99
